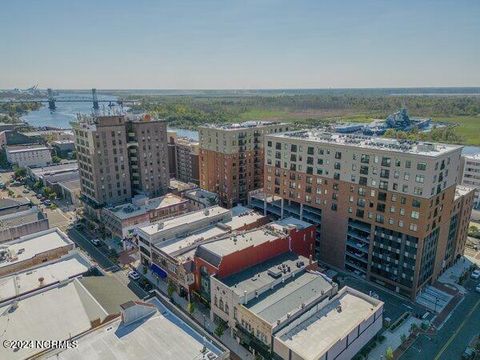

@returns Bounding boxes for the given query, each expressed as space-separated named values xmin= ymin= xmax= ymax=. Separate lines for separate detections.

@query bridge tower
xmin=92 ymin=88 xmax=99 ymax=110
xmin=47 ymin=88 xmax=56 ymax=110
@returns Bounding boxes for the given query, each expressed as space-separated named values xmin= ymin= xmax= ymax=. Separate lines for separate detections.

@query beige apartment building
xmin=199 ymin=121 xmax=289 ymax=208
xmin=72 ymin=114 xmax=169 ymax=218
xmin=167 ymin=132 xmax=200 ymax=184
xmin=250 ymin=131 xmax=475 ymax=299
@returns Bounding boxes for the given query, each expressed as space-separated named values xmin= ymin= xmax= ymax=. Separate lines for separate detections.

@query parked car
xmin=43 ymin=200 xmax=52 ymax=206
xmin=128 ymin=271 xmax=141 ymax=281
xmin=35 ymin=193 xmax=42 ymax=199
xmin=471 ymin=269 xmax=480 ymax=279
xmin=22 ymin=189 xmax=29 ymax=194
xmin=90 ymin=238 xmax=101 ymax=246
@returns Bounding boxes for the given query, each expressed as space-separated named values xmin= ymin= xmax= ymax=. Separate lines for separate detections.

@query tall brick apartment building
xmin=199 ymin=121 xmax=289 ymax=207
xmin=72 ymin=114 xmax=169 ymax=219
xmin=250 ymin=130 xmax=475 ymax=299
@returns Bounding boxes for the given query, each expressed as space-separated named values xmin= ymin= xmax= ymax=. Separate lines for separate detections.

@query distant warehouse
xmin=5 ymin=144 xmax=52 ymax=168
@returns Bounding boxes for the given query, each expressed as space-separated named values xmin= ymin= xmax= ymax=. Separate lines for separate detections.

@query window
xmin=417 ymin=162 xmax=427 ymax=171
xmin=380 ymin=169 xmax=390 ymax=179
xmin=405 ymin=160 xmax=411 ymax=168
xmin=414 ymin=187 xmax=423 ymax=195
xmin=412 ymin=199 xmax=421 ymax=208
xmin=335 ymin=151 xmax=342 ymax=159
xmin=409 ymin=223 xmax=418 ymax=231
xmin=415 ymin=174 xmax=425 ymax=183
xmin=381 ymin=157 xmax=391 ymax=167
xmin=361 ymin=154 xmax=370 ymax=164
xmin=411 ymin=211 xmax=420 ymax=219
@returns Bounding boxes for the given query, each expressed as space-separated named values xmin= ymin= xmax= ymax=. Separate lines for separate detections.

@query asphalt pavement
xmin=400 ymin=278 xmax=480 ymax=360
xmin=67 ymin=227 xmax=149 ymax=299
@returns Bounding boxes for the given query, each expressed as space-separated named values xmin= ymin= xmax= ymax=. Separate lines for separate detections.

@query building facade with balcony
xmin=199 ymin=121 xmax=289 ymax=208
xmin=72 ymin=114 xmax=169 ymax=220
xmin=461 ymin=153 xmax=480 ymax=209
xmin=250 ymin=130 xmax=475 ymax=299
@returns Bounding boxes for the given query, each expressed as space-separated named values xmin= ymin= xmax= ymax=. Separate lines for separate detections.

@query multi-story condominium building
xmin=167 ymin=131 xmax=178 ymax=178
xmin=199 ymin=121 xmax=289 ymax=208
xmin=461 ymin=154 xmax=480 ymax=208
xmin=166 ymin=131 xmax=200 ymax=184
xmin=250 ymin=131 xmax=475 ymax=299
xmin=5 ymin=144 xmax=52 ymax=168
xmin=175 ymin=137 xmax=200 ymax=184
xmin=72 ymin=114 xmax=169 ymax=218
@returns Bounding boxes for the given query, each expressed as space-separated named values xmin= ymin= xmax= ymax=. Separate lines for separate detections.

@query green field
xmin=437 ymin=116 xmax=480 ymax=146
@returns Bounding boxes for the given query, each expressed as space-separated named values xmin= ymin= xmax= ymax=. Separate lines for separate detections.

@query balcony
xmin=346 ymin=248 xmax=368 ymax=264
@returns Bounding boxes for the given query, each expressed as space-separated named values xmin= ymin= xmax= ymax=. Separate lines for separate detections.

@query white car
xmin=90 ymin=238 xmax=101 ymax=246
xmin=471 ymin=269 xmax=480 ymax=280
xmin=128 ymin=271 xmax=140 ymax=281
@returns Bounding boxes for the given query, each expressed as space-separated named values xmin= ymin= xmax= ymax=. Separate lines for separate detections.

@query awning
xmin=150 ymin=264 xmax=167 ymax=278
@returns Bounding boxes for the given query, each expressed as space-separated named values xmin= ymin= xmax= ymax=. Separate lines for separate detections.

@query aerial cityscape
xmin=1 ymin=1 xmax=480 ymax=360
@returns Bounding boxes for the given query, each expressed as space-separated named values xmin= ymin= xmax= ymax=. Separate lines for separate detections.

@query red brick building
xmin=193 ymin=217 xmax=316 ymax=300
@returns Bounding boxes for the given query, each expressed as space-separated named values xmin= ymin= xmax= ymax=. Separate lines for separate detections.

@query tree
xmin=167 ymin=280 xmax=176 ymax=298
xmin=214 ymin=321 xmax=226 ymax=337
xmin=385 ymin=347 xmax=394 ymax=360
xmin=33 ymin=180 xmax=43 ymax=190
xmin=187 ymin=301 xmax=195 ymax=315
xmin=52 ymin=155 xmax=61 ymax=164
xmin=410 ymin=323 xmax=419 ymax=334
xmin=13 ymin=167 xmax=26 ymax=179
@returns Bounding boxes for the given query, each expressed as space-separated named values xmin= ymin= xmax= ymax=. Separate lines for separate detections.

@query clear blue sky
xmin=1 ymin=0 xmax=479 ymax=89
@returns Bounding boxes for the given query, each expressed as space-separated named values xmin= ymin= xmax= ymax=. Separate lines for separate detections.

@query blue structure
xmin=333 ymin=108 xmax=432 ymax=136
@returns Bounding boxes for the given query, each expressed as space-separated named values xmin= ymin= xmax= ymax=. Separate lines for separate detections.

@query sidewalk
xmin=138 ymin=264 xmax=254 ymax=360
xmin=369 ymin=317 xmax=422 ymax=360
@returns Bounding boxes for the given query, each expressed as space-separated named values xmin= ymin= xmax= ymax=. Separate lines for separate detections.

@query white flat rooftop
xmin=269 ymin=131 xmax=462 ymax=157
xmin=200 ymin=121 xmax=283 ymax=130
xmin=0 ymin=252 xmax=91 ymax=302
xmin=138 ymin=206 xmax=229 ymax=237
xmin=455 ymin=185 xmax=476 ymax=200
xmin=0 ymin=228 xmax=73 ymax=269
xmin=6 ymin=145 xmax=50 ymax=153
xmin=0 ymin=280 xmax=108 ymax=360
xmin=227 ymin=206 xmax=265 ymax=228
xmin=156 ymin=225 xmax=227 ymax=258
xmin=199 ymin=228 xmax=280 ymax=258
xmin=269 ymin=217 xmax=312 ymax=231
xmin=153 ymin=207 xmax=265 ymax=260
xmin=276 ymin=288 xmax=382 ymax=360
xmin=49 ymin=298 xmax=226 ymax=360
xmin=106 ymin=194 xmax=187 ymax=220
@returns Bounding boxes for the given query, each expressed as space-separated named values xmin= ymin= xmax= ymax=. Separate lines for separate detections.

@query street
xmin=401 ymin=278 xmax=480 ymax=360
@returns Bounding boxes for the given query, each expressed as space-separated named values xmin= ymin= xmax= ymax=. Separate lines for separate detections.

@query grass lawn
xmin=437 ymin=116 xmax=480 ymax=146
